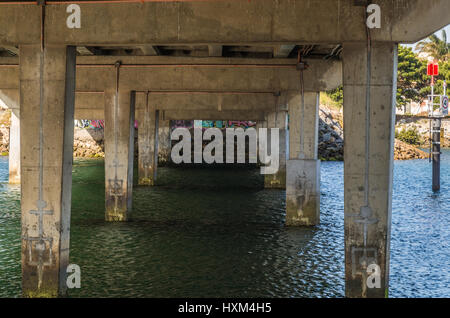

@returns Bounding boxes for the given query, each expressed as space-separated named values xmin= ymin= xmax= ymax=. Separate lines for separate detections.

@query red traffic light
xmin=427 ymin=63 xmax=439 ymax=76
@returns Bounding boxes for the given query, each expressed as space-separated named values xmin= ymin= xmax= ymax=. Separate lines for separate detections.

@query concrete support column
xmin=343 ymin=42 xmax=397 ymax=298
xmin=138 ymin=101 xmax=159 ymax=186
xmin=286 ymin=92 xmax=320 ymax=226
xmin=104 ymin=90 xmax=136 ymax=221
xmin=9 ymin=108 xmax=20 ymax=184
xmin=20 ymin=45 xmax=76 ymax=297
xmin=264 ymin=111 xmax=287 ymax=189
xmin=158 ymin=118 xmax=171 ymax=165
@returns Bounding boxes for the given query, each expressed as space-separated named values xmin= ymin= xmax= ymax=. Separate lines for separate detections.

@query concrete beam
xmin=162 ymin=110 xmax=266 ymax=121
xmin=0 ymin=57 xmax=342 ymax=92
xmin=0 ymin=1 xmax=448 ymax=45
xmin=75 ymin=109 xmax=267 ymax=121
xmin=2 ymin=89 xmax=280 ymax=119
xmin=135 ymin=92 xmax=279 ymax=112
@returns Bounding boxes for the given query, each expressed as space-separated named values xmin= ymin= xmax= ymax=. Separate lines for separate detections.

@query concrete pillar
xmin=20 ymin=45 xmax=76 ymax=297
xmin=138 ymin=102 xmax=159 ymax=186
xmin=104 ymin=90 xmax=136 ymax=221
xmin=9 ymin=108 xmax=20 ymax=184
xmin=264 ymin=111 xmax=287 ymax=189
xmin=158 ymin=118 xmax=171 ymax=165
xmin=286 ymin=92 xmax=320 ymax=226
xmin=343 ymin=42 xmax=397 ymax=298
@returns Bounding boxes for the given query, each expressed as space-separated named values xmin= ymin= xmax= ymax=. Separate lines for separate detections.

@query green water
xmin=1 ymin=154 xmax=450 ymax=297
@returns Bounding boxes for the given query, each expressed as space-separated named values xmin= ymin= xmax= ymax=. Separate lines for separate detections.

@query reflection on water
xmin=0 ymin=151 xmax=449 ymax=297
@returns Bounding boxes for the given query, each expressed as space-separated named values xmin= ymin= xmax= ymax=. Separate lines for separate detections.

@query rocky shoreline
xmin=317 ymin=106 xmax=431 ymax=161
xmin=0 ymin=108 xmax=441 ymax=161
xmin=73 ymin=127 xmax=105 ymax=158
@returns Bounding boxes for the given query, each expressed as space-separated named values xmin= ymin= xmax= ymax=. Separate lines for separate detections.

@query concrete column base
xmin=264 ymin=165 xmax=286 ymax=189
xmin=264 ymin=128 xmax=286 ymax=189
xmin=286 ymin=159 xmax=320 ymax=226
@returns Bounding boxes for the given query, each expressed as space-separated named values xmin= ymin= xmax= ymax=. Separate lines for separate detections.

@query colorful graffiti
xmin=172 ymin=120 xmax=256 ymax=130
xmin=75 ymin=120 xmax=139 ymax=129
xmin=75 ymin=119 xmax=105 ymax=129
xmin=74 ymin=119 xmax=256 ymax=130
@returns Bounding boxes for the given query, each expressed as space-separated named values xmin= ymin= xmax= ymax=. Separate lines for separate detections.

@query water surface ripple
xmin=0 ymin=151 xmax=449 ymax=297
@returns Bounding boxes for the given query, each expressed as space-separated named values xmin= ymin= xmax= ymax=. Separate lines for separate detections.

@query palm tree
xmin=415 ymin=30 xmax=450 ymax=62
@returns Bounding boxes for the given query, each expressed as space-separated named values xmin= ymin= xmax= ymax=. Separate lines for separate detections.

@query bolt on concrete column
xmin=286 ymin=92 xmax=320 ymax=226
xmin=158 ymin=118 xmax=171 ymax=165
xmin=343 ymin=42 xmax=397 ymax=298
xmin=9 ymin=108 xmax=20 ymax=184
xmin=138 ymin=103 xmax=159 ymax=186
xmin=20 ymin=45 xmax=76 ymax=297
xmin=264 ymin=111 xmax=287 ymax=189
xmin=104 ymin=90 xmax=136 ymax=221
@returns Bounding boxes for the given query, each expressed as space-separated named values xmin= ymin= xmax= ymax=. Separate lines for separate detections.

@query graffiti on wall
xmin=75 ymin=120 xmax=139 ymax=129
xmin=74 ymin=120 xmax=256 ymax=130
xmin=171 ymin=120 xmax=256 ymax=130
xmin=75 ymin=119 xmax=105 ymax=129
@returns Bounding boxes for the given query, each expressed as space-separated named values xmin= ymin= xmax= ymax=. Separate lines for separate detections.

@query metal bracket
xmin=296 ymin=61 xmax=308 ymax=71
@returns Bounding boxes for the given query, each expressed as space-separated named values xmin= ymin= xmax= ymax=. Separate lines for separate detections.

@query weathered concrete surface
xmin=9 ymin=108 xmax=19 ymax=184
xmin=104 ymin=89 xmax=135 ymax=221
xmin=20 ymin=44 xmax=76 ymax=297
xmin=286 ymin=159 xmax=320 ymax=226
xmin=286 ymin=92 xmax=320 ymax=226
xmin=159 ymin=119 xmax=171 ymax=165
xmin=75 ymin=109 xmax=267 ymax=121
xmin=264 ymin=111 xmax=287 ymax=189
xmin=162 ymin=110 xmax=266 ymax=121
xmin=0 ymin=1 xmax=448 ymax=45
xmin=137 ymin=100 xmax=158 ymax=186
xmin=0 ymin=58 xmax=342 ymax=93
xmin=343 ymin=42 xmax=397 ymax=298
xmin=74 ymin=92 xmax=104 ymax=120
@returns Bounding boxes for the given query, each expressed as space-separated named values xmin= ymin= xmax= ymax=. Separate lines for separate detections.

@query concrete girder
xmin=76 ymin=108 xmax=266 ymax=121
xmin=1 ymin=89 xmax=281 ymax=120
xmin=0 ymin=1 xmax=448 ymax=46
xmin=0 ymin=57 xmax=342 ymax=92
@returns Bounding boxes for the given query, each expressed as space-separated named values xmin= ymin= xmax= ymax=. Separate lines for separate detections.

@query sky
xmin=403 ymin=24 xmax=450 ymax=51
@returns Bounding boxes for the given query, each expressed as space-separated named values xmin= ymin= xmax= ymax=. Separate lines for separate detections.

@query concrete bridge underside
xmin=0 ymin=0 xmax=448 ymax=298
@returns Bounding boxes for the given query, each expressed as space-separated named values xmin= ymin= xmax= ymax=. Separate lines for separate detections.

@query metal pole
xmin=432 ymin=118 xmax=441 ymax=192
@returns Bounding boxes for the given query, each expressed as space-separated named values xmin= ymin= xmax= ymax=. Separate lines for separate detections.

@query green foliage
xmin=395 ymin=127 xmax=421 ymax=145
xmin=415 ymin=30 xmax=450 ymax=62
xmin=397 ymin=46 xmax=429 ymax=108
xmin=324 ymin=43 xmax=449 ymax=110
xmin=325 ymin=85 xmax=343 ymax=107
